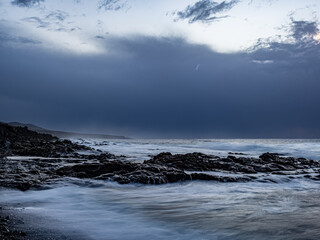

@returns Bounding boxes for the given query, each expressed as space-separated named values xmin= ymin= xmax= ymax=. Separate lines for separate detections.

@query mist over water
xmin=2 ymin=138 xmax=320 ymax=239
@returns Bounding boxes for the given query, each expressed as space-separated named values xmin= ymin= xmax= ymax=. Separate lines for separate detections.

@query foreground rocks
xmin=57 ymin=152 xmax=320 ymax=185
xmin=0 ymin=153 xmax=119 ymax=191
xmin=1 ymin=151 xmax=320 ymax=191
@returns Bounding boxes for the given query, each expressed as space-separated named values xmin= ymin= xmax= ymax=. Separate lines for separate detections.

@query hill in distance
xmin=7 ymin=122 xmax=129 ymax=139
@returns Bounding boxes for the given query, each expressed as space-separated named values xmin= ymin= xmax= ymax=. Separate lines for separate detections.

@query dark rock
xmin=147 ymin=152 xmax=320 ymax=174
xmin=191 ymin=173 xmax=251 ymax=182
xmin=58 ymin=161 xmax=191 ymax=185
xmin=2 ymin=122 xmax=320 ymax=189
xmin=146 ymin=152 xmax=220 ymax=171
xmin=0 ymin=122 xmax=91 ymax=158
xmin=228 ymin=152 xmax=246 ymax=155
xmin=16 ymin=182 xmax=32 ymax=191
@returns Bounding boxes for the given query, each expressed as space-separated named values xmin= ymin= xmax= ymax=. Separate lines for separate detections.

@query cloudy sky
xmin=1 ymin=0 xmax=320 ymax=138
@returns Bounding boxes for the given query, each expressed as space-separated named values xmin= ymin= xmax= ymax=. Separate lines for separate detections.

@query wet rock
xmin=191 ymin=173 xmax=251 ymax=182
xmin=2 ymin=149 xmax=320 ymax=190
xmin=0 ymin=150 xmax=125 ymax=191
xmin=305 ymin=174 xmax=320 ymax=181
xmin=146 ymin=152 xmax=320 ymax=174
xmin=58 ymin=161 xmax=191 ymax=184
xmin=228 ymin=152 xmax=246 ymax=155
xmin=145 ymin=152 xmax=221 ymax=171
xmin=2 ymin=122 xmax=320 ymax=189
xmin=16 ymin=182 xmax=32 ymax=191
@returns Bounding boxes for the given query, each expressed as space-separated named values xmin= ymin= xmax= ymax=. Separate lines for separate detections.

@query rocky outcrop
xmin=50 ymin=152 xmax=320 ymax=185
xmin=2 ymin=151 xmax=320 ymax=191
xmin=1 ymin=123 xmax=320 ymax=190
xmin=0 ymin=152 xmax=121 ymax=191
xmin=145 ymin=152 xmax=320 ymax=174
xmin=57 ymin=161 xmax=191 ymax=184
xmin=0 ymin=122 xmax=90 ymax=158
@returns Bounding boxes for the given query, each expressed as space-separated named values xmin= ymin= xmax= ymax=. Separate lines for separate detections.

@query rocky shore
xmin=0 ymin=122 xmax=91 ymax=158
xmin=1 ymin=123 xmax=320 ymax=238
xmin=1 ymin=122 xmax=320 ymax=192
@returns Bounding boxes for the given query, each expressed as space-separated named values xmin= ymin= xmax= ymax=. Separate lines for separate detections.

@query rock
xmin=16 ymin=182 xmax=32 ymax=191
xmin=0 ymin=122 xmax=91 ymax=158
xmin=145 ymin=152 xmax=220 ymax=171
xmin=259 ymin=152 xmax=281 ymax=161
xmin=191 ymin=173 xmax=251 ymax=182
xmin=228 ymin=152 xmax=246 ymax=155
xmin=146 ymin=152 xmax=320 ymax=174
xmin=1 ymin=123 xmax=320 ymax=189
xmin=58 ymin=161 xmax=191 ymax=185
xmin=2 ymin=149 xmax=320 ymax=190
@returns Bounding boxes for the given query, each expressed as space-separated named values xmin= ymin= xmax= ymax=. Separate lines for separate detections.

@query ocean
xmin=1 ymin=138 xmax=320 ymax=239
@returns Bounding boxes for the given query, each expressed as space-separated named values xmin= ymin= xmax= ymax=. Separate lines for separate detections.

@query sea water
xmin=74 ymin=138 xmax=320 ymax=161
xmin=1 ymin=139 xmax=320 ymax=239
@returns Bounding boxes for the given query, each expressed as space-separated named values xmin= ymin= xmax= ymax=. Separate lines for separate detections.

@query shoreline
xmin=2 ymin=123 xmax=320 ymax=239
xmin=0 ymin=202 xmax=91 ymax=240
xmin=2 ymin=176 xmax=320 ymax=240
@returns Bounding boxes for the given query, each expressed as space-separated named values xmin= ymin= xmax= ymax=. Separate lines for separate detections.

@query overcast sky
xmin=1 ymin=0 xmax=320 ymax=138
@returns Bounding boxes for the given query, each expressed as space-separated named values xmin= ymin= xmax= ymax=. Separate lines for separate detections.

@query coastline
xmin=2 ymin=123 xmax=320 ymax=239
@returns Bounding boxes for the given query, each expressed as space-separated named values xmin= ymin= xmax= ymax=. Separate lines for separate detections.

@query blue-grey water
xmin=75 ymin=138 xmax=320 ymax=161
xmin=1 ymin=139 xmax=320 ymax=239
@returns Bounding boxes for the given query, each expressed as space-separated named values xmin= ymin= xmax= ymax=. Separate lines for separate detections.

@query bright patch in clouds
xmin=314 ymin=33 xmax=320 ymax=43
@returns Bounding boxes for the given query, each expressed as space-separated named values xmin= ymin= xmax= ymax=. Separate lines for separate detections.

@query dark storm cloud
xmin=1 ymin=29 xmax=320 ymax=138
xmin=11 ymin=0 xmax=44 ymax=8
xmin=1 ymin=13 xmax=320 ymax=138
xmin=176 ymin=0 xmax=239 ymax=23
xmin=290 ymin=19 xmax=318 ymax=41
xmin=250 ymin=19 xmax=320 ymax=65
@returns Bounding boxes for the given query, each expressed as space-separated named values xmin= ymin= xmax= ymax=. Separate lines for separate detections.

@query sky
xmin=0 ymin=0 xmax=320 ymax=138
